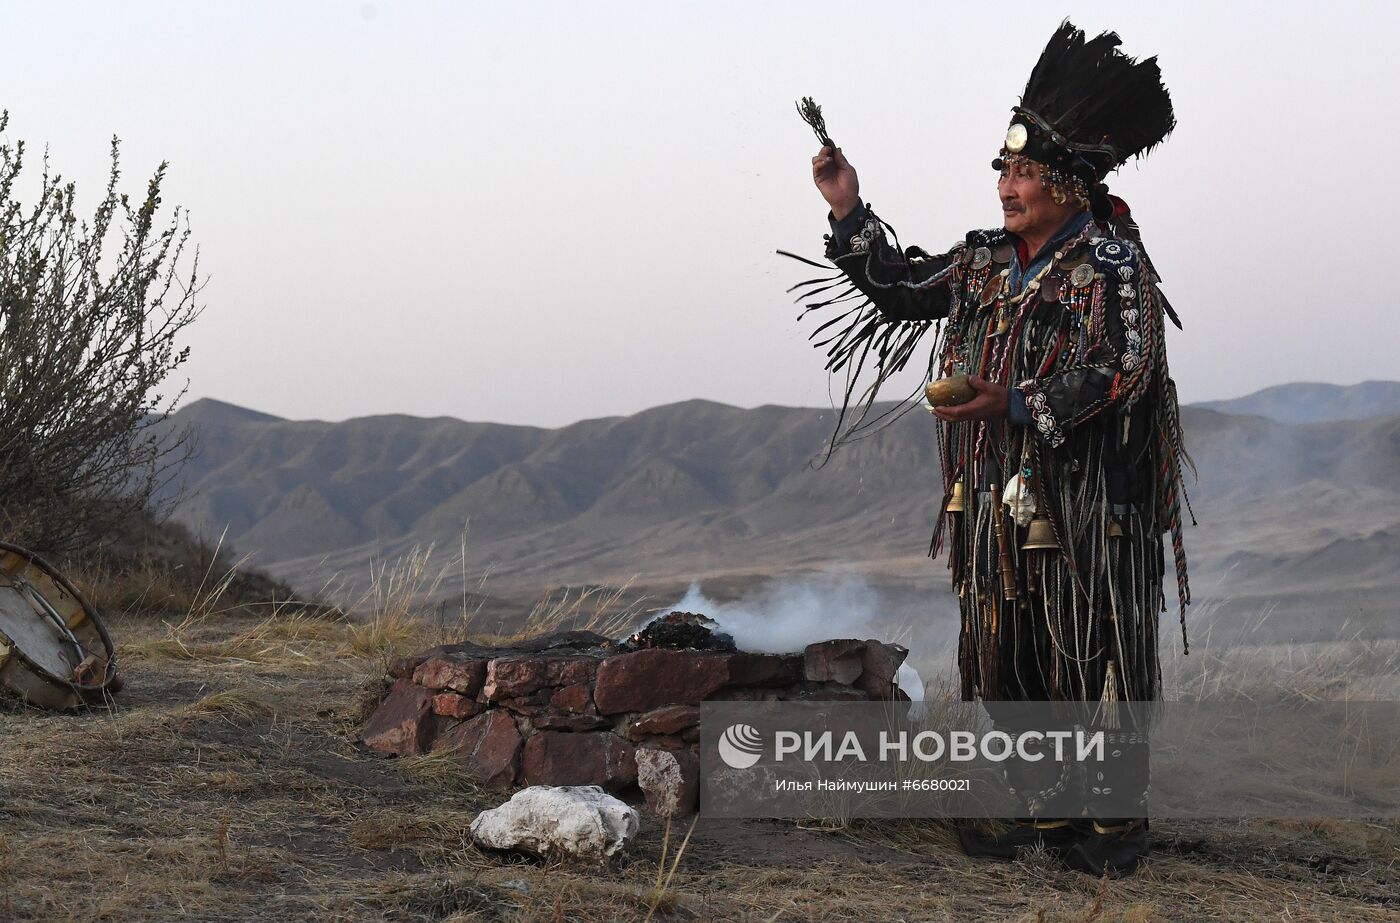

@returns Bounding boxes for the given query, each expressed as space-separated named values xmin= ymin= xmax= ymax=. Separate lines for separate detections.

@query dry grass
xmin=1161 ymin=600 xmax=1400 ymax=702
xmin=520 ymin=579 xmax=657 ymax=640
xmin=0 ymin=551 xmax=1396 ymax=921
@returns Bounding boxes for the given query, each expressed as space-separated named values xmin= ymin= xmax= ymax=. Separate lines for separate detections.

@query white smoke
xmin=663 ymin=577 xmax=926 ymax=702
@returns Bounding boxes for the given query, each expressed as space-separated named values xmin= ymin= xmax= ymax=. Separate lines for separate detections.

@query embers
xmin=627 ymin=611 xmax=736 ymax=653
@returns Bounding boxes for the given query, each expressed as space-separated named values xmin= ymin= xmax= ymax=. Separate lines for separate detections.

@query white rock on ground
xmin=469 ymin=784 xmax=640 ymax=859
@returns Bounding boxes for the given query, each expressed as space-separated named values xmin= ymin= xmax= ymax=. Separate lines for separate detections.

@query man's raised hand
xmin=812 ymin=146 xmax=860 ymax=221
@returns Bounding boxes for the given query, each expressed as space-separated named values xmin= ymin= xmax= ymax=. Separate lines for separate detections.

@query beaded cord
xmin=998 ymin=151 xmax=1091 ymax=210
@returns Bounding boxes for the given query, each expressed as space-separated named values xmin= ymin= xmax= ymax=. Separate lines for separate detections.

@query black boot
xmin=958 ymin=818 xmax=1082 ymax=860
xmin=960 ymin=723 xmax=1083 ymax=860
xmin=1063 ymin=724 xmax=1152 ymax=876
xmin=1062 ymin=819 xmax=1149 ymax=876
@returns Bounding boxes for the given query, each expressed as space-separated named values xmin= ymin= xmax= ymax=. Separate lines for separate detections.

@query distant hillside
xmin=157 ymin=390 xmax=1400 ymax=638
xmin=1193 ymin=380 xmax=1400 ymax=423
xmin=160 ymin=397 xmax=943 ymax=587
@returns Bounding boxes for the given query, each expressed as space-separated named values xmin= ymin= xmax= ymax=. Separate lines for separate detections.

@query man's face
xmin=998 ymin=159 xmax=1078 ymax=238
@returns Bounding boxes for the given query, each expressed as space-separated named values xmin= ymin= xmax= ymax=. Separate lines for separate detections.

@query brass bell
xmin=1108 ymin=520 xmax=1124 ymax=539
xmin=945 ymin=481 xmax=966 ymax=513
xmin=1021 ymin=516 xmax=1059 ymax=552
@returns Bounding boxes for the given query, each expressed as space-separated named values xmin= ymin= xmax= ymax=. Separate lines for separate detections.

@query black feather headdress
xmin=995 ymin=21 xmax=1175 ymax=195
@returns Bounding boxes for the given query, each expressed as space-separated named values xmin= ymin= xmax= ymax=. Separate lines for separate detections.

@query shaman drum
xmin=0 ymin=541 xmax=120 ymax=710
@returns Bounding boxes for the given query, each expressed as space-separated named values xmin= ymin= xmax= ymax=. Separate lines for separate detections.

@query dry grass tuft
xmin=520 ymin=578 xmax=654 ymax=640
xmin=348 ymin=807 xmax=476 ymax=854
xmin=394 ymin=749 xmax=495 ymax=801
xmin=641 ymin=813 xmax=699 ymax=922
xmin=185 ymin=687 xmax=279 ymax=722
xmin=347 ymin=607 xmax=436 ymax=661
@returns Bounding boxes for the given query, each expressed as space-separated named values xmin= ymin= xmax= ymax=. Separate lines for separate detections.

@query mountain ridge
xmin=156 ymin=383 xmax=1400 ymax=637
xmin=1193 ymin=380 xmax=1400 ymax=424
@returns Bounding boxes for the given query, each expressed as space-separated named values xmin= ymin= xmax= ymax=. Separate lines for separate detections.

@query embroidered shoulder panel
xmin=1085 ymin=232 xmax=1144 ymax=374
xmin=1087 ymin=236 xmax=1139 ymax=273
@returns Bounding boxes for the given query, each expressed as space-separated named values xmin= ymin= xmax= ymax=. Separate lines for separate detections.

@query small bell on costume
xmin=1022 ymin=517 xmax=1059 ymax=552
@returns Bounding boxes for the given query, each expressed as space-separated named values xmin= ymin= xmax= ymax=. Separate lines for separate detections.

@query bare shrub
xmin=0 ymin=110 xmax=203 ymax=552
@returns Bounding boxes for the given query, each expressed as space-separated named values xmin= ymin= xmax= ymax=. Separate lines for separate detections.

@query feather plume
xmin=1020 ymin=21 xmax=1175 ymax=173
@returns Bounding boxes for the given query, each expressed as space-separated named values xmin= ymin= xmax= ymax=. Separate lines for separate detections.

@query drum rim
xmin=0 ymin=540 xmax=117 ymax=691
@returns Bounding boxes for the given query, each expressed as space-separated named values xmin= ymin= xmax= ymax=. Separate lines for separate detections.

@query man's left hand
xmin=932 ymin=375 xmax=1010 ymax=423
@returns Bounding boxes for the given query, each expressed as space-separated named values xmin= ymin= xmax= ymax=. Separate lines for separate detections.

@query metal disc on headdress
xmin=1005 ymin=123 xmax=1028 ymax=153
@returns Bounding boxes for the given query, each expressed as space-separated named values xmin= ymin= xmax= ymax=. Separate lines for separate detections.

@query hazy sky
xmin=5 ymin=2 xmax=1396 ymax=426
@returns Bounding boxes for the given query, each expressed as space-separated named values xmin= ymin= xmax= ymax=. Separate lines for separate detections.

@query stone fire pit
xmin=362 ymin=616 xmax=908 ymax=815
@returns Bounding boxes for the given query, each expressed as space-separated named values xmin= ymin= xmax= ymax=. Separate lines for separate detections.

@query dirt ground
xmin=1 ymin=609 xmax=1397 ymax=922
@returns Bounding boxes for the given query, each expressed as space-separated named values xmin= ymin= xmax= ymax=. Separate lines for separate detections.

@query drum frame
xmin=0 ymin=540 xmax=120 ymax=710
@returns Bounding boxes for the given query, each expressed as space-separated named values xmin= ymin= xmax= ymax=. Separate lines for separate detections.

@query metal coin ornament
xmin=1069 ymin=263 xmax=1095 ymax=288
xmin=1005 ymin=122 xmax=1029 ymax=153
xmin=979 ymin=272 xmax=1004 ymax=307
xmin=925 ymin=373 xmax=977 ymax=409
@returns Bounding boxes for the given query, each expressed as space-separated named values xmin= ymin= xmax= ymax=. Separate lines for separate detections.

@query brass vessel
xmin=925 ymin=373 xmax=976 ymax=408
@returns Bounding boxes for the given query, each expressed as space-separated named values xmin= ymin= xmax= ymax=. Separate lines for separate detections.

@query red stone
xmin=433 ymin=710 xmax=522 ymax=786
xmin=363 ymin=679 xmax=435 ymax=756
xmin=432 ymin=692 xmax=484 ymax=720
xmin=549 ymin=682 xmax=595 ymax=715
xmin=636 ymin=747 xmax=699 ymax=816
xmin=413 ymin=655 xmax=488 ymax=695
xmin=480 ymin=656 xmax=551 ymax=700
xmin=389 ymin=643 xmax=475 ymax=679
xmin=514 ymin=629 xmax=612 ymax=652
xmin=633 ymin=734 xmax=686 ymax=750
xmin=534 ymin=714 xmax=612 ymax=732
xmin=498 ymin=693 xmax=548 ymax=717
xmin=388 ymin=653 xmax=428 ymax=680
xmin=727 ymin=652 xmax=803 ymax=687
xmin=624 ymin=705 xmax=700 ymax=740
xmin=856 ymin=640 xmax=910 ymax=700
xmin=545 ymin=656 xmax=598 ymax=686
xmin=521 ymin=731 xmax=637 ymax=790
xmin=803 ymin=639 xmax=867 ymax=685
xmin=593 ymin=649 xmax=732 ymax=714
